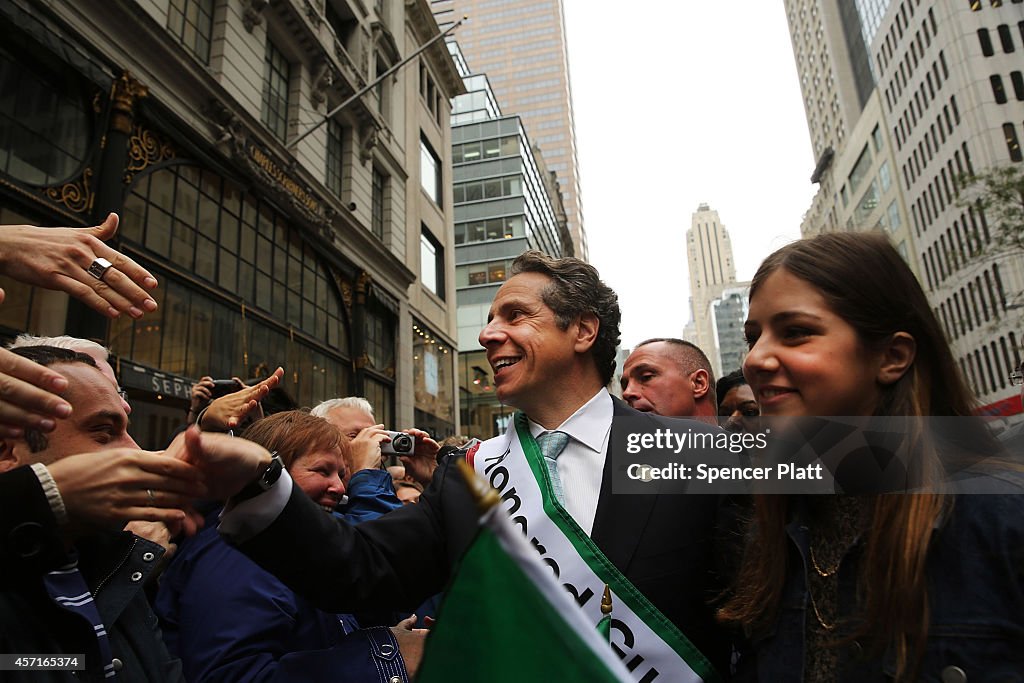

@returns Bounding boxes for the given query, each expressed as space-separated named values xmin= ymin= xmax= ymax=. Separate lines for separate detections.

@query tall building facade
xmin=685 ymin=203 xmax=738 ymax=377
xmin=0 ymin=0 xmax=464 ymax=446
xmin=785 ymin=0 xmax=1024 ymax=416
xmin=431 ymin=0 xmax=585 ymax=259
xmin=711 ymin=284 xmax=751 ymax=378
xmin=449 ymin=42 xmax=569 ymax=438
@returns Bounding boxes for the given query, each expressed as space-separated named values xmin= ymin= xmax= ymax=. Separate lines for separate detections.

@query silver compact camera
xmin=380 ymin=430 xmax=415 ymax=456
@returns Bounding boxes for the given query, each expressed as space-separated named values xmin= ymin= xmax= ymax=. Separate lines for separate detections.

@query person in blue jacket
xmin=156 ymin=411 xmax=422 ymax=682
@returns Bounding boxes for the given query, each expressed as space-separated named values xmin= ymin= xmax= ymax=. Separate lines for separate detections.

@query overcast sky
xmin=561 ymin=1 xmax=818 ymax=350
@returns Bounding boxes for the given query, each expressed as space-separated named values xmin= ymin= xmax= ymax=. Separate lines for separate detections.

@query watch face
xmin=260 ymin=454 xmax=284 ymax=489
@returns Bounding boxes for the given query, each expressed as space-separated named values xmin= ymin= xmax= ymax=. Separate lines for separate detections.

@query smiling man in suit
xmin=208 ymin=251 xmax=730 ymax=681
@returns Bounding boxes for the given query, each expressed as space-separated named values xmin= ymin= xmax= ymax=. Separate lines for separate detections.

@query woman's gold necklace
xmin=808 ymin=585 xmax=836 ymax=631
xmin=809 ymin=543 xmax=841 ymax=577
xmin=808 ymin=540 xmax=841 ymax=630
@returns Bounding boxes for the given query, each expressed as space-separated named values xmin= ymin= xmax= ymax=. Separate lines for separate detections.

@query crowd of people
xmin=0 ymin=214 xmax=1021 ymax=682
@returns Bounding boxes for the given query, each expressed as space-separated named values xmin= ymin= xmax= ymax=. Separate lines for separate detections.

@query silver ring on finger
xmin=146 ymin=488 xmax=155 ymax=504
xmin=87 ymin=257 xmax=114 ymax=282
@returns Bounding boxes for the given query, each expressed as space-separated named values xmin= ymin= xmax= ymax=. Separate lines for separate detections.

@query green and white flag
xmin=417 ymin=470 xmax=634 ymax=682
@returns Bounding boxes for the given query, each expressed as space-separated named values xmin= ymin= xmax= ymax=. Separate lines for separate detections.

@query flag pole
xmin=456 ymin=458 xmax=501 ymax=512
xmin=287 ymin=15 xmax=467 ymax=150
xmin=597 ymin=584 xmax=613 ymax=642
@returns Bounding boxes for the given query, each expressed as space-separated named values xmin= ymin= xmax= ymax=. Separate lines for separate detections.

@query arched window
xmin=0 ymin=46 xmax=92 ymax=186
xmin=113 ymin=164 xmax=351 ymax=406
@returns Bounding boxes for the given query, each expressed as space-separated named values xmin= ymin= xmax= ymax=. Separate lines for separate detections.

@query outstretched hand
xmin=170 ymin=426 xmax=273 ymax=500
xmin=0 ymin=328 xmax=74 ymax=438
xmin=47 ymin=448 xmax=207 ymax=533
xmin=0 ymin=214 xmax=158 ymax=319
xmin=198 ymin=367 xmax=284 ymax=431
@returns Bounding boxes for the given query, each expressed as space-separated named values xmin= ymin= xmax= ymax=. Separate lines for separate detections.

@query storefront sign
xmin=249 ymin=144 xmax=320 ymax=214
xmin=119 ymin=363 xmax=193 ymax=401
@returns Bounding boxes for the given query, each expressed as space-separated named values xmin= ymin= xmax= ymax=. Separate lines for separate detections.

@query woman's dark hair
xmin=748 ymin=232 xmax=975 ymax=417
xmin=720 ymin=232 xmax=980 ymax=680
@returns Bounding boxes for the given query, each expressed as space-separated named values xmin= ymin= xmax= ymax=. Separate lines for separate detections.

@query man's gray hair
xmin=8 ymin=334 xmax=109 ymax=360
xmin=310 ymin=396 xmax=375 ymax=420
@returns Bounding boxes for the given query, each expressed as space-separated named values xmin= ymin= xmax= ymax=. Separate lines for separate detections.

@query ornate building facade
xmin=0 ymin=0 xmax=464 ymax=446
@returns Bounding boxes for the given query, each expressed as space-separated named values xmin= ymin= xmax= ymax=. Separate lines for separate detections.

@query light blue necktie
xmin=537 ymin=431 xmax=570 ymax=504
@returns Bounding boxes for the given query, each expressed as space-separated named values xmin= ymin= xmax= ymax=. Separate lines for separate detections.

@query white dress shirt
xmin=528 ymin=388 xmax=613 ymax=535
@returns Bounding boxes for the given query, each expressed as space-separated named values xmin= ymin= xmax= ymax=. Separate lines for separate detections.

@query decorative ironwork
xmin=124 ymin=124 xmax=176 ymax=184
xmin=0 ymin=177 xmax=80 ymax=223
xmin=356 ymin=271 xmax=372 ymax=303
xmin=339 ymin=277 xmax=353 ymax=313
xmin=44 ymin=167 xmax=94 ymax=214
xmin=109 ymin=72 xmax=149 ymax=135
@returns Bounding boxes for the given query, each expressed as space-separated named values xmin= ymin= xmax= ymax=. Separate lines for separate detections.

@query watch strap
xmin=233 ymin=452 xmax=283 ymax=503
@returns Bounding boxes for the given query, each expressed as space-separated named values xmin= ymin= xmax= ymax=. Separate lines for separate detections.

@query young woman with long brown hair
xmin=719 ymin=232 xmax=1023 ymax=681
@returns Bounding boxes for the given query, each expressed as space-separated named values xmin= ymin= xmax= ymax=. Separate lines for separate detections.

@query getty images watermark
xmin=611 ymin=415 xmax=1022 ymax=495
xmin=624 ymin=428 xmax=823 ymax=484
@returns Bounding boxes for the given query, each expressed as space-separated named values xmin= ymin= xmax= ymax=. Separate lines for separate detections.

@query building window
xmin=456 ymin=258 xmax=515 ymax=287
xmin=420 ymin=61 xmax=441 ymax=122
xmin=887 ymin=200 xmax=901 ymax=229
xmin=879 ymin=160 xmax=892 ymax=192
xmin=371 ymin=168 xmax=386 ymax=240
xmin=871 ymin=125 xmax=883 ymax=152
xmin=326 ymin=118 xmax=344 ymax=197
xmin=998 ymin=24 xmax=1016 ymax=52
xmin=420 ymin=227 xmax=445 ymax=299
xmin=992 ymin=74 xmax=1009 ymax=103
xmin=262 ymin=40 xmax=290 ymax=142
xmin=373 ymin=52 xmax=392 ymax=122
xmin=420 ymin=137 xmax=441 ymax=205
xmin=363 ymin=295 xmax=396 ymax=387
xmin=412 ymin=320 xmax=455 ymax=438
xmin=452 ymin=175 xmax=523 ymax=203
xmin=0 ymin=47 xmax=91 ymax=186
xmin=452 ymin=136 xmax=519 ymax=164
xmin=1003 ymin=123 xmax=1022 ymax=161
xmin=979 ymin=28 xmax=995 ymax=56
xmin=454 ymin=216 xmax=525 ymax=245
xmin=168 ymin=0 xmax=214 ymax=63
xmin=119 ymin=165 xmax=349 ymax=370
xmin=1011 ymin=71 xmax=1024 ymax=100
xmin=111 ymin=273 xmax=349 ymax=415
xmin=847 ymin=145 xmax=872 ymax=194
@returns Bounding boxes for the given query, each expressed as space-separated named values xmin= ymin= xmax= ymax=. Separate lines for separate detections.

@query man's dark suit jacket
xmin=234 ymin=398 xmax=732 ymax=676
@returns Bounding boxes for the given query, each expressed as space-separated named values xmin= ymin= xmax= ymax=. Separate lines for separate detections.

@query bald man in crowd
xmin=620 ymin=338 xmax=718 ymax=423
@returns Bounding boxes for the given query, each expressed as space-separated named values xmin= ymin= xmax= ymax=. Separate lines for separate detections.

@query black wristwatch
xmin=233 ymin=452 xmax=284 ymax=502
